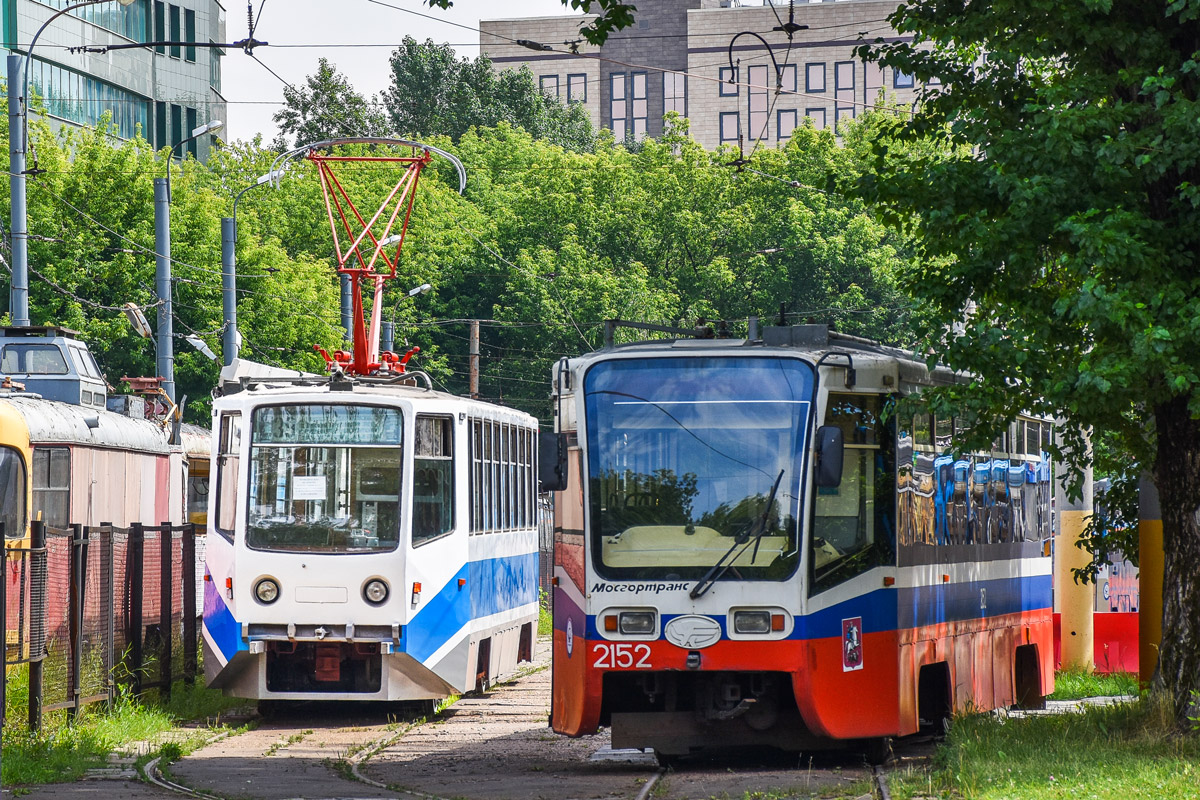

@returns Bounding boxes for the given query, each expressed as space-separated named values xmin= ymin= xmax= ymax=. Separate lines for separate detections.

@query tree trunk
xmin=1152 ymin=395 xmax=1200 ymax=726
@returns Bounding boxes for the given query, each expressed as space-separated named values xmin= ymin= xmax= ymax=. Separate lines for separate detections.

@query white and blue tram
xmin=202 ymin=367 xmax=541 ymax=701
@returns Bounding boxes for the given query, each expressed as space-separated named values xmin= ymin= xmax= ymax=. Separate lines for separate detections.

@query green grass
xmin=1049 ymin=666 xmax=1139 ymax=700
xmin=538 ymin=588 xmax=552 ymax=636
xmin=2 ymin=668 xmax=246 ymax=786
xmin=888 ymin=695 xmax=1200 ymax=800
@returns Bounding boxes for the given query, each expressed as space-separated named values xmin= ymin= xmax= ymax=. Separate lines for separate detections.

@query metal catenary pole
xmin=154 ymin=178 xmax=175 ymax=401
xmin=6 ymin=55 xmax=30 ymax=327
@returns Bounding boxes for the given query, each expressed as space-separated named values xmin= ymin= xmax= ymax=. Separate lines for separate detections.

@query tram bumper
xmin=205 ymin=623 xmax=466 ymax=701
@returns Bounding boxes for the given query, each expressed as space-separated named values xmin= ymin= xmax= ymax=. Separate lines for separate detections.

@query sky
xmin=222 ymin=0 xmax=577 ymax=143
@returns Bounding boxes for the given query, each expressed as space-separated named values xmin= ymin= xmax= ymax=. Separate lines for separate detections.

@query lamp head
xmin=407 ymin=283 xmax=433 ymax=297
xmin=380 ymin=234 xmax=403 ymax=248
xmin=117 ymin=0 xmax=136 ymax=5
xmin=190 ymin=119 xmax=224 ymax=138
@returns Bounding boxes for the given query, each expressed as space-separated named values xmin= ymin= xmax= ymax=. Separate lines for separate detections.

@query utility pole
xmin=154 ymin=177 xmax=174 ymax=401
xmin=7 ymin=55 xmax=30 ymax=327
xmin=469 ymin=319 xmax=480 ymax=399
xmin=220 ymin=217 xmax=237 ymax=366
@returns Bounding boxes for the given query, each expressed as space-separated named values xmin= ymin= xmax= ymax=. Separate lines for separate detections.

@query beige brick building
xmin=481 ymin=0 xmax=922 ymax=151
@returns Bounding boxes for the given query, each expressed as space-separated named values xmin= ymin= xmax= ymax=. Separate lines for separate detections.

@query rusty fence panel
xmin=2 ymin=520 xmax=204 ymax=729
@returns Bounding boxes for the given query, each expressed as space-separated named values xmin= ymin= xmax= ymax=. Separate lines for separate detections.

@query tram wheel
xmin=863 ymin=736 xmax=893 ymax=766
xmin=653 ymin=750 xmax=681 ymax=769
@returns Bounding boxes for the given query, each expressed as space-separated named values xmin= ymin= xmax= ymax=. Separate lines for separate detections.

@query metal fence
xmin=2 ymin=520 xmax=202 ymax=731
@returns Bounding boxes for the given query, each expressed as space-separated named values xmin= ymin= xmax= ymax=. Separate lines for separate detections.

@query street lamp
xmin=7 ymin=0 xmax=137 ymax=328
xmin=381 ymin=283 xmax=433 ymax=354
xmin=166 ymin=119 xmax=224 ymax=201
xmin=220 ymin=167 xmax=286 ymax=366
xmin=155 ymin=117 xmax=222 ymax=400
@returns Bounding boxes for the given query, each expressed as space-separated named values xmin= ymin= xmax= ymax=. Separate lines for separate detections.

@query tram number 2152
xmin=592 ymin=642 xmax=652 ymax=669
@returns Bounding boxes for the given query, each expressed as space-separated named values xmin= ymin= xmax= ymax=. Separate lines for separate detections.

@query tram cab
xmin=203 ymin=361 xmax=540 ymax=703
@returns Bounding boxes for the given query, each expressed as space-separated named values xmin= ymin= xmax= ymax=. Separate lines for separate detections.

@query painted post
xmin=1138 ymin=474 xmax=1163 ymax=686
xmin=1055 ymin=439 xmax=1094 ymax=670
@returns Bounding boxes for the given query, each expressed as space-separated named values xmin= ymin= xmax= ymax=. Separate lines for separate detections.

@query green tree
xmin=382 ymin=38 xmax=594 ymax=151
xmin=857 ymin=1 xmax=1200 ymax=724
xmin=272 ymin=57 xmax=391 ymax=147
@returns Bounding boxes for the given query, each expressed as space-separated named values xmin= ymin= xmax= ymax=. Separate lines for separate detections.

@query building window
xmin=27 ymin=58 xmax=149 ymax=140
xmin=184 ymin=8 xmax=196 ymax=62
xmin=186 ymin=107 xmax=198 ymax=157
xmin=719 ymin=66 xmax=738 ymax=96
xmin=748 ymin=64 xmax=769 ymax=138
xmin=894 ymin=69 xmax=914 ymax=89
xmin=48 ymin=0 xmax=149 ymax=43
xmin=806 ymin=62 xmax=825 ymax=93
xmin=719 ymin=111 xmax=739 ymax=143
xmin=806 ymin=107 xmax=826 ymax=130
xmin=539 ymin=74 xmax=560 ymax=98
xmin=664 ymin=72 xmax=686 ymax=115
xmin=210 ymin=43 xmax=223 ymax=92
xmin=610 ymin=73 xmax=627 ymax=142
xmin=567 ymin=73 xmax=587 ymax=102
xmin=154 ymin=1 xmax=165 ymax=54
xmin=778 ymin=108 xmax=798 ymax=139
xmin=835 ymin=61 xmax=855 ymax=128
xmin=32 ymin=447 xmax=70 ymax=530
xmin=170 ymin=103 xmax=182 ymax=149
xmin=865 ymin=61 xmax=883 ymax=106
xmin=631 ymin=71 xmax=647 ymax=138
xmin=780 ymin=63 xmax=797 ymax=94
xmin=155 ymin=101 xmax=166 ymax=148
xmin=168 ymin=4 xmax=181 ymax=58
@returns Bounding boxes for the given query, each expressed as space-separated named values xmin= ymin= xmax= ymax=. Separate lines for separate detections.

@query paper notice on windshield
xmin=292 ymin=475 xmax=328 ymax=501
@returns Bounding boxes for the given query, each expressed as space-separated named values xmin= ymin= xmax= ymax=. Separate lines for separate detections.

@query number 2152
xmin=592 ymin=642 xmax=652 ymax=669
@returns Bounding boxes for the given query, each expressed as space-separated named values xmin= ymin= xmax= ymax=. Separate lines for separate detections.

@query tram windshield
xmin=0 ymin=446 xmax=27 ymax=539
xmin=247 ymin=405 xmax=403 ymax=553
xmin=584 ymin=356 xmax=813 ymax=581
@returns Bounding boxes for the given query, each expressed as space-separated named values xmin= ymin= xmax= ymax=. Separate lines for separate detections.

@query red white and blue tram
xmin=544 ymin=322 xmax=1054 ymax=759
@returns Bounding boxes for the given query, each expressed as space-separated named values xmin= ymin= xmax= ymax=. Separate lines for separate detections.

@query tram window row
xmin=469 ymin=418 xmax=535 ymax=534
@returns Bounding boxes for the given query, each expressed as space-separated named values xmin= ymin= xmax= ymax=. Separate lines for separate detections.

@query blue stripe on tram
xmin=405 ymin=553 xmax=538 ymax=664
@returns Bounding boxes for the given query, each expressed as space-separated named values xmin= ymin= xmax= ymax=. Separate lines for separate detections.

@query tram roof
xmin=0 ymin=394 xmax=176 ymax=454
xmin=570 ymin=324 xmax=960 ymax=391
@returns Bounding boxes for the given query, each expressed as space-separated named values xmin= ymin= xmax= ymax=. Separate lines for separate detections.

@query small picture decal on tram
xmin=842 ymin=617 xmax=863 ymax=672
xmin=566 ymin=617 xmax=575 ymax=657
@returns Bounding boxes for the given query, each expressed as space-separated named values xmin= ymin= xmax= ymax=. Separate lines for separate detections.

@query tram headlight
xmin=618 ymin=611 xmax=656 ymax=635
xmin=363 ymin=578 xmax=390 ymax=605
xmin=254 ymin=578 xmax=280 ymax=604
xmin=733 ymin=610 xmax=772 ymax=634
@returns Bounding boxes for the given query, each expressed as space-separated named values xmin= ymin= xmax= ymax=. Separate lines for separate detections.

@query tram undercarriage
xmin=604 ymin=671 xmax=831 ymax=755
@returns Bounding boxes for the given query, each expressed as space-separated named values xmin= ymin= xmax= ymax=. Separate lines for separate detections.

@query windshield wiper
xmin=689 ymin=469 xmax=785 ymax=599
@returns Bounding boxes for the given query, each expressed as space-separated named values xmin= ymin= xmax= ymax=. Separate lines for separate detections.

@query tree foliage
xmin=857 ymin=0 xmax=1200 ymax=724
xmin=383 ymin=37 xmax=595 ymax=151
xmin=272 ymin=57 xmax=390 ymax=148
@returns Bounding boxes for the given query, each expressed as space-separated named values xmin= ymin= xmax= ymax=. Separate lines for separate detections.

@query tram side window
xmin=32 ymin=447 xmax=70 ymax=529
xmin=216 ymin=413 xmax=242 ymax=539
xmin=810 ymin=394 xmax=895 ymax=595
xmin=0 ymin=446 xmax=27 ymax=539
xmin=413 ymin=416 xmax=454 ymax=545
xmin=469 ymin=418 xmax=535 ymax=534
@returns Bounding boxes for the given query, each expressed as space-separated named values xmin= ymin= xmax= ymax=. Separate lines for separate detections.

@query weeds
xmin=1049 ymin=666 xmax=1139 ymax=700
xmin=891 ymin=695 xmax=1200 ymax=800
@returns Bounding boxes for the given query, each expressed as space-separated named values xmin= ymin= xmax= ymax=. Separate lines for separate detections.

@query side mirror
xmin=814 ymin=425 xmax=844 ymax=488
xmin=538 ymin=432 xmax=569 ymax=492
